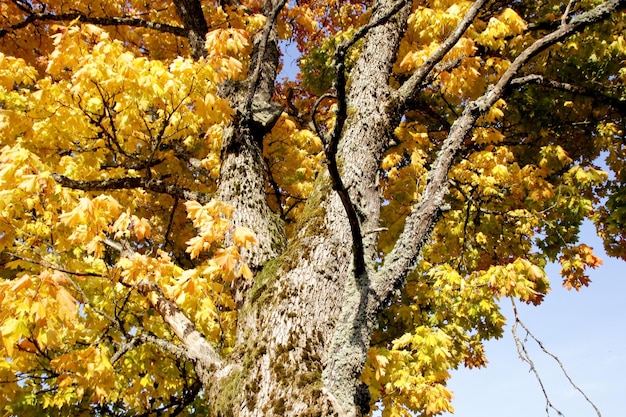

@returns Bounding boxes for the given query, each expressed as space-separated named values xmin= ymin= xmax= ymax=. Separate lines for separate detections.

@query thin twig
xmin=6 ymin=253 xmax=106 ymax=278
xmin=562 ymin=0 xmax=577 ymax=25
xmin=511 ymin=298 xmax=565 ymax=416
xmin=311 ymin=93 xmax=336 ymax=145
xmin=511 ymin=298 xmax=602 ymax=417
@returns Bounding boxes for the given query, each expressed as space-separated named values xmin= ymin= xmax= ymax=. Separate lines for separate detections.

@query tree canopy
xmin=0 ymin=0 xmax=625 ymax=416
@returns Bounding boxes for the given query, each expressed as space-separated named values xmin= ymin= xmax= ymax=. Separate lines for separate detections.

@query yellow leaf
xmin=185 ymin=235 xmax=206 ymax=259
xmin=233 ymin=227 xmax=257 ymax=248
xmin=133 ymin=216 xmax=151 ymax=240
xmin=11 ymin=274 xmax=32 ymax=292
xmin=213 ymin=248 xmax=238 ymax=271
xmin=237 ymin=263 xmax=254 ymax=280
xmin=56 ymin=287 xmax=78 ymax=324
xmin=1 ymin=318 xmax=29 ymax=357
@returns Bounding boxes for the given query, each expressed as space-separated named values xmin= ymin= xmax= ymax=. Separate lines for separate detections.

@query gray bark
xmin=167 ymin=0 xmax=626 ymax=416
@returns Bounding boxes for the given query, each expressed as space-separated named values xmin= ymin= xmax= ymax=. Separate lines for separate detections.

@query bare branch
xmin=562 ymin=0 xmax=577 ymax=25
xmin=135 ymin=279 xmax=223 ymax=385
xmin=335 ymin=0 xmax=409 ymax=59
xmin=138 ymin=333 xmax=189 ymax=360
xmin=110 ymin=336 xmax=140 ymax=365
xmin=511 ymin=299 xmax=565 ymax=417
xmin=311 ymin=93 xmax=336 ymax=144
xmin=511 ymin=299 xmax=603 ymax=417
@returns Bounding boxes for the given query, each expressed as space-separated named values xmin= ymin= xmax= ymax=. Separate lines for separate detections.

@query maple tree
xmin=0 ymin=0 xmax=625 ymax=415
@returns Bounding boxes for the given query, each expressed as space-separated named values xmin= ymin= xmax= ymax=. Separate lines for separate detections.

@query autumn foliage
xmin=0 ymin=0 xmax=624 ymax=416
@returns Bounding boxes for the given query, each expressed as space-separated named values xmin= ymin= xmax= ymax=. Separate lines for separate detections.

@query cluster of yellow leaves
xmin=376 ymin=112 xmax=609 ymax=416
xmin=277 ymin=4 xmax=320 ymax=40
xmin=365 ymin=328 xmax=455 ymax=417
xmin=184 ymin=200 xmax=256 ymax=281
xmin=38 ymin=24 xmax=233 ymax=161
xmin=264 ymin=114 xmax=324 ymax=233
xmin=1 ymin=0 xmax=184 ymax=67
xmin=60 ymin=196 xmax=123 ymax=257
xmin=474 ymin=8 xmax=527 ymax=51
xmin=396 ymin=4 xmax=526 ymax=103
xmin=559 ymin=244 xmax=603 ymax=290
xmin=205 ymin=28 xmax=254 ymax=78
xmin=365 ymin=254 xmax=551 ymax=415
xmin=0 ymin=19 xmax=264 ymax=413
xmin=398 ymin=2 xmax=475 ymax=72
xmin=0 ymin=268 xmax=118 ymax=411
xmin=0 ymin=194 xmax=257 ymax=412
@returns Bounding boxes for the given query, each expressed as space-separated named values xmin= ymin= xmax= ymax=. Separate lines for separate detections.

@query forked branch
xmin=511 ymin=298 xmax=602 ymax=417
xmin=323 ymin=0 xmax=410 ymax=277
xmin=243 ymin=0 xmax=288 ymax=122
xmin=103 ymin=238 xmax=224 ymax=387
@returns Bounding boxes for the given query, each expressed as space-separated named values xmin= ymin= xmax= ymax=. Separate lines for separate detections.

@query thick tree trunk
xmin=170 ymin=0 xmax=626 ymax=415
xmin=206 ymin=2 xmax=412 ymax=416
xmin=209 ymin=172 xmax=352 ymax=416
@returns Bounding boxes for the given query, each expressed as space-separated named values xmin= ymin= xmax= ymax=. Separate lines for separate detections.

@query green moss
xmin=296 ymin=371 xmax=320 ymax=388
xmin=278 ymin=173 xmax=331 ymax=270
xmin=211 ymin=337 xmax=273 ymax=415
xmin=249 ymin=256 xmax=281 ymax=304
xmin=211 ymin=367 xmax=244 ymax=417
xmin=271 ymin=398 xmax=287 ymax=415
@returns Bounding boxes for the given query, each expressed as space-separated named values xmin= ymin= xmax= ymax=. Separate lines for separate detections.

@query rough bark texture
xmin=321 ymin=2 xmax=412 ymax=414
xmin=173 ymin=0 xmax=209 ymax=58
xmin=170 ymin=0 xmax=626 ymax=416
xmin=215 ymin=0 xmax=286 ymax=273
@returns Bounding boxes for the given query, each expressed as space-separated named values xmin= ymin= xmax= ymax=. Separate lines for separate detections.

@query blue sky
xmin=443 ymin=220 xmax=626 ymax=417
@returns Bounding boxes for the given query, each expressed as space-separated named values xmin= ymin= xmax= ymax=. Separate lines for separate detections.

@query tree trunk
xmin=204 ymin=2 xmax=412 ymax=415
xmin=169 ymin=0 xmax=626 ymax=415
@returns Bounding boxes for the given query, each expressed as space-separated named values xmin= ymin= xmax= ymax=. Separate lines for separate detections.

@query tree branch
xmin=103 ymin=239 xmax=224 ymax=387
xmin=6 ymin=253 xmax=105 ymax=278
xmin=323 ymin=0 xmax=410 ymax=277
xmin=135 ymin=279 xmax=223 ymax=386
xmin=0 ymin=11 xmax=186 ymax=39
xmin=510 ymin=74 xmax=626 ymax=112
xmin=51 ymin=173 xmax=212 ymax=204
xmin=395 ymin=0 xmax=490 ymax=108
xmin=376 ymin=0 xmax=626 ymax=301
xmin=243 ymin=0 xmax=287 ymax=124
xmin=172 ymin=0 xmax=210 ymax=58
xmin=511 ymin=298 xmax=602 ymax=417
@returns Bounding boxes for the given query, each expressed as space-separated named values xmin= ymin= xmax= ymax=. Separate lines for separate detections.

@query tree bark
xmin=170 ymin=0 xmax=626 ymax=416
xmin=205 ymin=1 xmax=414 ymax=415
